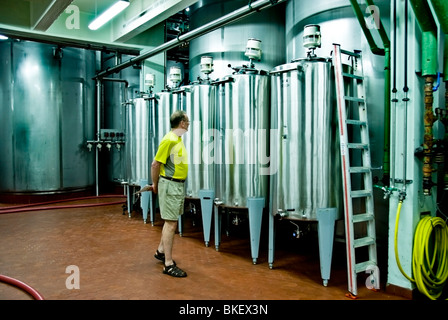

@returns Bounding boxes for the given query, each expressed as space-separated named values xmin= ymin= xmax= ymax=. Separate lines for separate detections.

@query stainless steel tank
xmin=0 ymin=40 xmax=95 ymax=194
xmin=214 ymin=70 xmax=270 ymax=208
xmin=125 ymin=97 xmax=155 ymax=186
xmin=126 ymin=89 xmax=182 ymax=186
xmin=270 ymin=58 xmax=341 ymax=220
xmin=189 ymin=0 xmax=286 ymax=81
xmin=103 ymin=53 xmax=140 ymax=185
xmin=182 ymin=83 xmax=216 ymax=198
xmin=286 ymin=0 xmax=389 ymax=172
xmin=153 ymin=90 xmax=183 ymax=149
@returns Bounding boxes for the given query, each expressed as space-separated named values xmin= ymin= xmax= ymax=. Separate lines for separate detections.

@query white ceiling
xmin=0 ymin=0 xmax=197 ymax=52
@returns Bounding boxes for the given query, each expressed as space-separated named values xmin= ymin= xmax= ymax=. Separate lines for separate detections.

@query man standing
xmin=151 ymin=110 xmax=189 ymax=277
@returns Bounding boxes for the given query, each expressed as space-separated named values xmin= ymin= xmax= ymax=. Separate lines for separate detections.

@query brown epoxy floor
xmin=0 ymin=195 xmax=406 ymax=301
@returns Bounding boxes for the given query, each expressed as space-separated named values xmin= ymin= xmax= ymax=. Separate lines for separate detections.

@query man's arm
xmin=151 ymin=160 xmax=161 ymax=194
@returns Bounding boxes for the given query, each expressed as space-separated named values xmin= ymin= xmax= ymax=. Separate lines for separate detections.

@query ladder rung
xmin=355 ymin=260 xmax=377 ymax=273
xmin=347 ymin=143 xmax=369 ymax=149
xmin=351 ymin=190 xmax=372 ymax=198
xmin=346 ymin=119 xmax=367 ymax=126
xmin=349 ymin=166 xmax=371 ymax=173
xmin=344 ymin=96 xmax=365 ymax=103
xmin=353 ymin=213 xmax=374 ymax=223
xmin=342 ymin=72 xmax=363 ymax=80
xmin=354 ymin=237 xmax=375 ymax=249
xmin=340 ymin=49 xmax=361 ymax=58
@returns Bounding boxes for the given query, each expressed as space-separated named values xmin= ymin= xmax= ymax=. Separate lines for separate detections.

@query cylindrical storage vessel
xmin=189 ymin=0 xmax=285 ymax=81
xmin=214 ymin=71 xmax=270 ymax=208
xmin=0 ymin=40 xmax=95 ymax=195
xmin=182 ymin=83 xmax=216 ymax=198
xmin=153 ymin=90 xmax=183 ymax=150
xmin=125 ymin=97 xmax=155 ymax=186
xmin=103 ymin=53 xmax=140 ymax=186
xmin=270 ymin=58 xmax=341 ymax=220
xmin=286 ymin=0 xmax=389 ymax=170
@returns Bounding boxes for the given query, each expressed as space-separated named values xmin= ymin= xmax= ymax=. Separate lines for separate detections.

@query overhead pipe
xmin=409 ymin=0 xmax=439 ymax=196
xmin=349 ymin=0 xmax=391 ymax=187
xmin=93 ymin=0 xmax=285 ymax=80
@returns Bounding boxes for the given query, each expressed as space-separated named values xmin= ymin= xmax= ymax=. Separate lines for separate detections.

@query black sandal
xmin=154 ymin=250 xmax=165 ymax=262
xmin=163 ymin=262 xmax=187 ymax=278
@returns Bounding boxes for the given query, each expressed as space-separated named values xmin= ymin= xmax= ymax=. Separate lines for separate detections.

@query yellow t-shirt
xmin=154 ymin=131 xmax=188 ymax=180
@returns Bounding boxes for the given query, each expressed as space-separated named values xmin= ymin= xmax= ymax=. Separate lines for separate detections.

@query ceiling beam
xmin=32 ymin=0 xmax=74 ymax=31
xmin=112 ymin=0 xmax=198 ymax=43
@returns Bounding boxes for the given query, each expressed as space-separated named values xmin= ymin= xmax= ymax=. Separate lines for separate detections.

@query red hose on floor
xmin=0 ymin=195 xmax=126 ymax=211
xmin=0 ymin=274 xmax=45 ymax=300
xmin=0 ymin=195 xmax=126 ymax=214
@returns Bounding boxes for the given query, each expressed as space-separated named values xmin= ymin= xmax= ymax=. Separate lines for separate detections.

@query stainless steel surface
xmin=125 ymin=98 xmax=153 ymax=186
xmin=189 ymin=0 xmax=286 ymax=81
xmin=0 ymin=40 xmax=95 ymax=193
xmin=214 ymin=72 xmax=270 ymax=207
xmin=270 ymin=58 xmax=341 ymax=220
xmin=125 ymin=89 xmax=183 ymax=187
xmin=94 ymin=0 xmax=287 ymax=79
xmin=154 ymin=91 xmax=183 ymax=148
xmin=286 ymin=0 xmax=389 ymax=171
xmin=103 ymin=53 xmax=140 ymax=186
xmin=182 ymin=84 xmax=216 ymax=198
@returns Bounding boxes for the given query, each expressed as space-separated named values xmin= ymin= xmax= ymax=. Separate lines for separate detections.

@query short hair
xmin=170 ymin=110 xmax=187 ymax=128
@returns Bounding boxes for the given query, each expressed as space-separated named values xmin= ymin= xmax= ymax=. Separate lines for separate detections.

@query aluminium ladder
xmin=332 ymin=43 xmax=379 ymax=298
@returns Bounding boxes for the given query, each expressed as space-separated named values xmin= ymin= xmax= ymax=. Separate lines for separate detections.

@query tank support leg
xmin=248 ymin=197 xmax=265 ymax=265
xmin=149 ymin=191 xmax=154 ymax=226
xmin=199 ymin=190 xmax=215 ymax=247
xmin=178 ymin=214 xmax=183 ymax=236
xmin=140 ymin=179 xmax=149 ymax=224
xmin=214 ymin=204 xmax=222 ymax=251
xmin=316 ymin=207 xmax=337 ymax=286
xmin=268 ymin=212 xmax=275 ymax=269
xmin=126 ymin=184 xmax=132 ymax=218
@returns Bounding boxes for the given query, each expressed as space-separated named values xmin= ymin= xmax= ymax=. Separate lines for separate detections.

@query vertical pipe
xmin=349 ymin=0 xmax=391 ymax=184
xmin=409 ymin=0 xmax=438 ymax=195
xmin=423 ymin=76 xmax=436 ymax=194
xmin=96 ymin=79 xmax=102 ymax=196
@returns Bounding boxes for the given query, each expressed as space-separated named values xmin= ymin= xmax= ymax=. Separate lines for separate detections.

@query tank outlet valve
xmin=96 ymin=143 xmax=102 ymax=151
xmin=87 ymin=143 xmax=93 ymax=152
xmin=277 ymin=209 xmax=288 ymax=218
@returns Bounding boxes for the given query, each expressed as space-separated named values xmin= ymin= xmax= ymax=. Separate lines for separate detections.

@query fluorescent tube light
xmin=0 ymin=35 xmax=8 ymax=40
xmin=88 ymin=0 xmax=130 ymax=30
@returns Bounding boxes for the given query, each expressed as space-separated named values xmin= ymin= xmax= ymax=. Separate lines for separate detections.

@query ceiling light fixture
xmin=88 ymin=0 xmax=130 ymax=30
xmin=0 ymin=35 xmax=8 ymax=40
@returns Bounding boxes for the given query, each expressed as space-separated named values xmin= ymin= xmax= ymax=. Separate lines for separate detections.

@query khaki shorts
xmin=158 ymin=177 xmax=185 ymax=221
